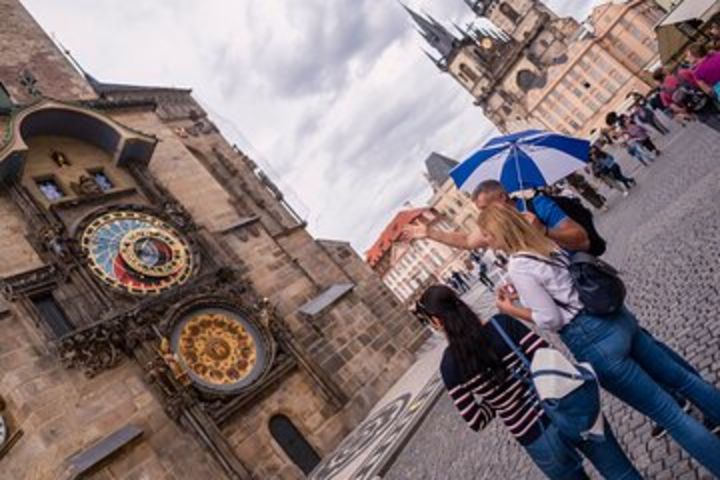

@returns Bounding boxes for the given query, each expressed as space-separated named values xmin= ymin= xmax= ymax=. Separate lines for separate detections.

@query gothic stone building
xmin=0 ymin=1 xmax=427 ymax=478
xmin=408 ymin=0 xmax=665 ymax=136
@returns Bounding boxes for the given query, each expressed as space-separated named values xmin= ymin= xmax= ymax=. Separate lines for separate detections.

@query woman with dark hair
xmin=417 ymin=285 xmax=640 ymax=479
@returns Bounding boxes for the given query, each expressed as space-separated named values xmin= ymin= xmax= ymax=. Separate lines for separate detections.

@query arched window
xmin=499 ymin=2 xmax=521 ymax=23
xmin=459 ymin=63 xmax=478 ymax=83
xmin=269 ymin=415 xmax=321 ymax=475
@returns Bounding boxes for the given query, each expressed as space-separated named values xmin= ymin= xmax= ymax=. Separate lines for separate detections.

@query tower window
xmin=31 ymin=292 xmax=74 ymax=337
xmin=499 ymin=2 xmax=521 ymax=24
xmin=89 ymin=169 xmax=114 ymax=191
xmin=36 ymin=177 xmax=65 ymax=201
xmin=459 ymin=63 xmax=478 ymax=83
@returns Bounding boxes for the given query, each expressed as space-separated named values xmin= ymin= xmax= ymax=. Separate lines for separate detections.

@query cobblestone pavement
xmin=385 ymin=123 xmax=720 ymax=480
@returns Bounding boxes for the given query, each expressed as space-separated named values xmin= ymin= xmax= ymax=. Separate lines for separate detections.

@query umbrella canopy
xmin=450 ymin=130 xmax=590 ymax=195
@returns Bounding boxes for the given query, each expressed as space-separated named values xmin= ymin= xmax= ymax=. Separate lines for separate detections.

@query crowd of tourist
xmin=400 ymin=36 xmax=720 ymax=480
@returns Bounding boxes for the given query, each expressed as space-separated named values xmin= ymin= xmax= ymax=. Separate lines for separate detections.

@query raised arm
xmin=402 ymin=223 xmax=488 ymax=251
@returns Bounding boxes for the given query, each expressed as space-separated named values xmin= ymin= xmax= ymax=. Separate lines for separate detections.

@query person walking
xmin=416 ymin=285 xmax=642 ymax=480
xmin=620 ymin=115 xmax=661 ymax=157
xmin=477 ymin=204 xmax=720 ymax=476
xmin=590 ymin=146 xmax=636 ymax=193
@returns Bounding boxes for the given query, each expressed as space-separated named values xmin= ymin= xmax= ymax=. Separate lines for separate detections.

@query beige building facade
xmin=366 ymin=209 xmax=469 ymax=305
xmin=409 ymin=0 xmax=666 ymax=136
xmin=0 ymin=2 xmax=428 ymax=479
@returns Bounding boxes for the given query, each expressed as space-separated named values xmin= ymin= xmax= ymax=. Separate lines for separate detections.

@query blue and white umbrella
xmin=449 ymin=129 xmax=590 ymax=195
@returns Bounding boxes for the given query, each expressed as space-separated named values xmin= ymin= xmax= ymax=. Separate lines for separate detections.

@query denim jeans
xmin=560 ymin=307 xmax=720 ymax=475
xmin=523 ymin=421 xmax=640 ymax=479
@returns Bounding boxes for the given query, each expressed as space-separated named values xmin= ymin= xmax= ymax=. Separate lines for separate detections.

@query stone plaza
xmin=384 ymin=122 xmax=720 ymax=479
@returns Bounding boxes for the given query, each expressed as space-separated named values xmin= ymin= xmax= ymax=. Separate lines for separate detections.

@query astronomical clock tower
xmin=0 ymin=1 xmax=427 ymax=478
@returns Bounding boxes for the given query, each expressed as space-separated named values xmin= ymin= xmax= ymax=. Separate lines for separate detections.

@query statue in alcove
xmin=50 ymin=150 xmax=71 ymax=168
xmin=70 ymin=174 xmax=102 ymax=197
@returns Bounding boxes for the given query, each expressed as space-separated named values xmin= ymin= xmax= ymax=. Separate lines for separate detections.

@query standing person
xmin=687 ymin=43 xmax=720 ymax=100
xmin=564 ymin=173 xmax=608 ymax=211
xmin=591 ymin=146 xmax=636 ymax=193
xmin=477 ymin=259 xmax=494 ymax=289
xmin=620 ymin=115 xmax=661 ymax=157
xmin=416 ymin=285 xmax=642 ymax=480
xmin=653 ymin=67 xmax=720 ymax=132
xmin=451 ymin=270 xmax=469 ymax=293
xmin=477 ymin=204 xmax=720 ymax=476
xmin=631 ymin=100 xmax=670 ymax=135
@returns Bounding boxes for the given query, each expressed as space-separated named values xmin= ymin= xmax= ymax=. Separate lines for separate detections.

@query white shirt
xmin=507 ymin=252 xmax=582 ymax=331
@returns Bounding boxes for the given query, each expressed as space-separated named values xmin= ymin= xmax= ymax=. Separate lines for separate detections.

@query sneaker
xmin=622 ymin=191 xmax=629 ymax=197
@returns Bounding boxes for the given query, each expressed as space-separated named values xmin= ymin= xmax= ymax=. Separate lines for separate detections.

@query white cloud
xmin=21 ymin=0 xmax=602 ymax=252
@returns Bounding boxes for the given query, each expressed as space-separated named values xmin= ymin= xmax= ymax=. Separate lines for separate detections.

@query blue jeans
xmin=524 ymin=421 xmax=640 ymax=479
xmin=560 ymin=307 xmax=720 ymax=475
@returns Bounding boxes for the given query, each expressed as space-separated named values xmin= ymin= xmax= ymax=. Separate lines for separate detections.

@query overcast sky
xmin=22 ymin=0 xmax=600 ymax=252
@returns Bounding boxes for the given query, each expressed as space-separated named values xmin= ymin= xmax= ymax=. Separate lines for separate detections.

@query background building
xmin=0 ymin=1 xmax=428 ymax=478
xmin=409 ymin=0 xmax=666 ymax=135
xmin=366 ymin=209 xmax=469 ymax=304
xmin=424 ymin=152 xmax=481 ymax=234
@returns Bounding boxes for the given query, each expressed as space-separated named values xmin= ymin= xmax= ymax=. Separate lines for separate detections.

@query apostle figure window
xmin=36 ymin=178 xmax=65 ymax=201
xmin=91 ymin=170 xmax=114 ymax=191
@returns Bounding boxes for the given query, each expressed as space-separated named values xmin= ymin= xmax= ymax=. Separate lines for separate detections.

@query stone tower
xmin=408 ymin=0 xmax=579 ymax=132
xmin=0 ymin=1 xmax=427 ymax=478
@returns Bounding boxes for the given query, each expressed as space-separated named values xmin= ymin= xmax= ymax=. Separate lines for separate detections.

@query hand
xmin=495 ymin=287 xmax=516 ymax=314
xmin=401 ymin=224 xmax=428 ymax=242
xmin=521 ymin=211 xmax=545 ymax=233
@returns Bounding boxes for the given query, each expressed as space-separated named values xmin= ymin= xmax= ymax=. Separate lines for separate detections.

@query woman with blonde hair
xmin=478 ymin=203 xmax=720 ymax=475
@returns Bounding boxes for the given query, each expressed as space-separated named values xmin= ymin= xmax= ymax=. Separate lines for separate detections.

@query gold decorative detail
xmin=80 ymin=210 xmax=194 ymax=295
xmin=50 ymin=150 xmax=71 ymax=167
xmin=177 ymin=313 xmax=257 ymax=386
xmin=158 ymin=338 xmax=191 ymax=387
xmin=119 ymin=228 xmax=188 ymax=278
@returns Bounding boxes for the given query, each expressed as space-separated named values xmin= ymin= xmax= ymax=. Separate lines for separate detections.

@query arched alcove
xmin=269 ymin=415 xmax=321 ymax=475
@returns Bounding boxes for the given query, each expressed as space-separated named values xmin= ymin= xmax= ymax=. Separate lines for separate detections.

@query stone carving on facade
xmin=162 ymin=199 xmax=195 ymax=232
xmin=70 ymin=174 xmax=103 ymax=197
xmin=18 ymin=69 xmax=42 ymax=97
xmin=40 ymin=225 xmax=74 ymax=261
xmin=57 ymin=321 xmax=124 ymax=378
xmin=0 ymin=265 xmax=57 ymax=301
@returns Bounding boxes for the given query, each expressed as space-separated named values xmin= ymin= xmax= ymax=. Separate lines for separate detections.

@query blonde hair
xmin=477 ymin=203 xmax=559 ymax=257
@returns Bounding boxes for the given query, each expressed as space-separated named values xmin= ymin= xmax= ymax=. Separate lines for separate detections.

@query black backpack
xmin=528 ymin=195 xmax=607 ymax=257
xmin=668 ymin=77 xmax=708 ymax=112
xmin=516 ymin=252 xmax=626 ymax=316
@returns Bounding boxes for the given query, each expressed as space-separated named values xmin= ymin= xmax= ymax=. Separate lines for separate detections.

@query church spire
xmin=402 ymin=4 xmax=458 ymax=59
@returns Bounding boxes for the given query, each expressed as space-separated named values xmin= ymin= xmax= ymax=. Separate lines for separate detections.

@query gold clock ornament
xmin=80 ymin=210 xmax=194 ymax=295
xmin=481 ymin=37 xmax=494 ymax=50
xmin=171 ymin=308 xmax=269 ymax=394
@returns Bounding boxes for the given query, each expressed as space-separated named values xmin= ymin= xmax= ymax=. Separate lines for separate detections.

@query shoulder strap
xmin=489 ymin=317 xmax=531 ymax=370
xmin=511 ymin=253 xmax=581 ymax=314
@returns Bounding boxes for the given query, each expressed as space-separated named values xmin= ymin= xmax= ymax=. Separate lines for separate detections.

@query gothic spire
xmin=402 ymin=3 xmax=458 ymax=59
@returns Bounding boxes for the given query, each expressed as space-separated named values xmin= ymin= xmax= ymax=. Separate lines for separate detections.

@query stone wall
xmin=0 ymin=0 xmax=96 ymax=103
xmin=0 ymin=306 xmax=224 ymax=480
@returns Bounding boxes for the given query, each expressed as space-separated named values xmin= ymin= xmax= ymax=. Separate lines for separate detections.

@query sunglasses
xmin=413 ymin=301 xmax=434 ymax=327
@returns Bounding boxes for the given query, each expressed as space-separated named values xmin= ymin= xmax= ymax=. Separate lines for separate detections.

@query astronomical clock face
xmin=80 ymin=210 xmax=194 ymax=295
xmin=171 ymin=308 xmax=268 ymax=394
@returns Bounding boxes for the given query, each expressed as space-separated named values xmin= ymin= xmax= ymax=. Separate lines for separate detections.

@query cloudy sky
xmin=23 ymin=0 xmax=600 ymax=252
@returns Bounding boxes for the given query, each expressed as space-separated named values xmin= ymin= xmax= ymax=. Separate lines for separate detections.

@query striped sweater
xmin=440 ymin=314 xmax=550 ymax=445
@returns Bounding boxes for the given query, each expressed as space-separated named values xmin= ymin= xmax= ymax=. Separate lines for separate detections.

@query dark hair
xmin=688 ymin=43 xmax=708 ymax=58
xmin=471 ymin=179 xmax=506 ymax=201
xmin=652 ymin=67 xmax=666 ymax=82
xmin=418 ymin=285 xmax=506 ymax=384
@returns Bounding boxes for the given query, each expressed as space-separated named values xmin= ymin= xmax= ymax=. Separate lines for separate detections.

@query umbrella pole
xmin=512 ymin=145 xmax=527 ymax=211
